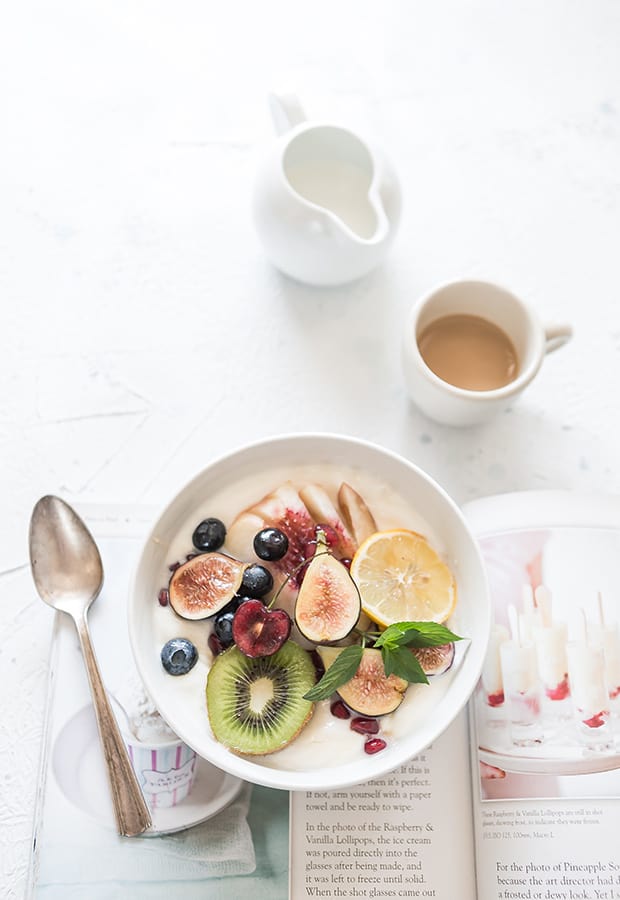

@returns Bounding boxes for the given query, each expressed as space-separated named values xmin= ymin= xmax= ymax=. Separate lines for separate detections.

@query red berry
xmin=364 ymin=738 xmax=387 ymax=754
xmin=158 ymin=588 xmax=169 ymax=607
xmin=351 ymin=717 xmax=379 ymax=735
xmin=208 ymin=632 xmax=224 ymax=656
xmin=330 ymin=700 xmax=350 ymax=720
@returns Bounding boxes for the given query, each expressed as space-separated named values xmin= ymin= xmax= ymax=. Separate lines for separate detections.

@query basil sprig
xmin=303 ymin=621 xmax=462 ymax=702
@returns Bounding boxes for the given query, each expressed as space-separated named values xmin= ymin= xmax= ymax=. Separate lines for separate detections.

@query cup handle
xmin=544 ymin=323 xmax=573 ymax=354
xmin=268 ymin=92 xmax=306 ymax=136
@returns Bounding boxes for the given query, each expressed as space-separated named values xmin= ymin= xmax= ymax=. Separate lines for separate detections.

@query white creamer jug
xmin=253 ymin=94 xmax=402 ymax=287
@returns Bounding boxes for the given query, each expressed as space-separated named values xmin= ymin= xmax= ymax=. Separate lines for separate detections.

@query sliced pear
xmin=337 ymin=482 xmax=378 ymax=546
xmin=294 ymin=532 xmax=361 ymax=643
xmin=299 ymin=484 xmax=356 ymax=558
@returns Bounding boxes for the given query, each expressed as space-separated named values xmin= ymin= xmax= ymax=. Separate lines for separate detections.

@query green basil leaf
xmin=375 ymin=621 xmax=462 ymax=649
xmin=381 ymin=646 xmax=428 ymax=684
xmin=303 ymin=645 xmax=363 ymax=702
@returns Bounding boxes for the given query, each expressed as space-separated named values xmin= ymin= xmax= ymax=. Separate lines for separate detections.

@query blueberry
xmin=161 ymin=638 xmax=198 ymax=675
xmin=219 ymin=594 xmax=250 ymax=616
xmin=213 ymin=610 xmax=236 ymax=648
xmin=253 ymin=528 xmax=289 ymax=561
xmin=239 ymin=564 xmax=274 ymax=597
xmin=192 ymin=517 xmax=226 ymax=552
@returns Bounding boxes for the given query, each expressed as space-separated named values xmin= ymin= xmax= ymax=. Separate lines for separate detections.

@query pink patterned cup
xmin=125 ymin=735 xmax=198 ymax=810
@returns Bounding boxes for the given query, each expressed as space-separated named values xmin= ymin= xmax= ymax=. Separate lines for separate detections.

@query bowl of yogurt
xmin=128 ymin=433 xmax=490 ymax=791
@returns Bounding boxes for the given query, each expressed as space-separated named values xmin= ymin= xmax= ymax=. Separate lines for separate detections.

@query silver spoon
xmin=29 ymin=495 xmax=152 ymax=837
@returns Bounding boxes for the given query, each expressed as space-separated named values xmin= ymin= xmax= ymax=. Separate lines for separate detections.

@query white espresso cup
xmin=401 ymin=280 xmax=572 ymax=426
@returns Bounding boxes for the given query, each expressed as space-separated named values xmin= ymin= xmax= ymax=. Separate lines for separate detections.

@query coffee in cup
xmin=402 ymin=280 xmax=572 ymax=426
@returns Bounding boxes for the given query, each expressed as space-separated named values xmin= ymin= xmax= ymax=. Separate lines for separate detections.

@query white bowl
xmin=128 ymin=433 xmax=490 ymax=791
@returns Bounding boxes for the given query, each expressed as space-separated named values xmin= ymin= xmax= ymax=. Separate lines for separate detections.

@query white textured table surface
xmin=2 ymin=1 xmax=620 ymax=895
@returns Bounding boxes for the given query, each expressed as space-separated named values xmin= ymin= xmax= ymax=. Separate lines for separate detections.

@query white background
xmin=1 ymin=1 xmax=620 ymax=896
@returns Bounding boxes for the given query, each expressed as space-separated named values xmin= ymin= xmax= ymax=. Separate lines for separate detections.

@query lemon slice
xmin=349 ymin=529 xmax=456 ymax=627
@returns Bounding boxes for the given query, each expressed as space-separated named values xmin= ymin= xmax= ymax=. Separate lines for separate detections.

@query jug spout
xmin=269 ymin=92 xmax=306 ymax=136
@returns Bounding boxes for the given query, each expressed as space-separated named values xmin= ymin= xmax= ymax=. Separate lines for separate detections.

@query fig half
xmin=412 ymin=642 xmax=455 ymax=675
xmin=318 ymin=646 xmax=408 ymax=716
xmin=169 ymin=552 xmax=245 ymax=620
xmin=294 ymin=532 xmax=361 ymax=643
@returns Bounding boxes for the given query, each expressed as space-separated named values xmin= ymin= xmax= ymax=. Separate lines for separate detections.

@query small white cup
xmin=112 ymin=695 xmax=198 ymax=810
xmin=401 ymin=279 xmax=572 ymax=426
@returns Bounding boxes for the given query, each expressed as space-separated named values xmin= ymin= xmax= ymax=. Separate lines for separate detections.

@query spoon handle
xmin=74 ymin=614 xmax=152 ymax=836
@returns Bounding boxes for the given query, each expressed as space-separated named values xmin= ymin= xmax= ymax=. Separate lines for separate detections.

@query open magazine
xmin=291 ymin=491 xmax=620 ymax=899
xmin=28 ymin=493 xmax=620 ymax=899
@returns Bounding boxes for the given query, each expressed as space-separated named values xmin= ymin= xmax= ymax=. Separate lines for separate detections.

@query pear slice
xmin=337 ymin=482 xmax=377 ymax=546
xmin=299 ymin=483 xmax=356 ymax=558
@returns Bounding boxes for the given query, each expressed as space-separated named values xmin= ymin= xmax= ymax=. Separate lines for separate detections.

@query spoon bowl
xmin=29 ymin=495 xmax=152 ymax=837
xmin=29 ymin=496 xmax=104 ymax=614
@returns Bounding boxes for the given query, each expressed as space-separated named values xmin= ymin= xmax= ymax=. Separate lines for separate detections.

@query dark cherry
xmin=219 ymin=594 xmax=254 ymax=616
xmin=192 ymin=517 xmax=226 ymax=552
xmin=232 ymin=599 xmax=291 ymax=657
xmin=239 ymin=564 xmax=274 ymax=598
xmin=253 ymin=527 xmax=289 ymax=561
xmin=213 ymin=610 xmax=236 ymax=648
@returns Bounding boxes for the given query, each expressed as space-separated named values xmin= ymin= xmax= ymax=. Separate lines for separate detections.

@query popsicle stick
xmin=522 ymin=584 xmax=534 ymax=614
xmin=508 ymin=604 xmax=520 ymax=645
xmin=535 ymin=585 xmax=553 ymax=627
xmin=580 ymin=608 xmax=589 ymax=645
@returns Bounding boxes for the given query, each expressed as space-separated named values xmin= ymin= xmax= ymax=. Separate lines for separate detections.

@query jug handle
xmin=268 ymin=92 xmax=306 ymax=136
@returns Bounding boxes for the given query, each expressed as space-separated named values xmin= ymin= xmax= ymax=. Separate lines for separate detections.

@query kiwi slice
xmin=206 ymin=641 xmax=316 ymax=755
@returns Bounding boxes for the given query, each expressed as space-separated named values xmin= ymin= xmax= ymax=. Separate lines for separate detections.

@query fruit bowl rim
xmin=128 ymin=430 xmax=491 ymax=791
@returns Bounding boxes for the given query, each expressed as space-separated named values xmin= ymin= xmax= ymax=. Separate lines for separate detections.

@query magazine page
xmin=466 ymin=493 xmax=620 ymax=900
xmin=289 ymin=710 xmax=477 ymax=900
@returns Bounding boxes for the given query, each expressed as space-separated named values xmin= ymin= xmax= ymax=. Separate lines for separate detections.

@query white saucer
xmin=52 ymin=704 xmax=244 ymax=836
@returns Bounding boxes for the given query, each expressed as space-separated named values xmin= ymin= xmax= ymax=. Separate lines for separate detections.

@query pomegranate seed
xmin=364 ymin=738 xmax=387 ymax=754
xmin=168 ymin=560 xmax=181 ymax=572
xmin=340 ymin=557 xmax=352 ymax=570
xmin=158 ymin=588 xmax=169 ymax=607
xmin=315 ymin=523 xmax=339 ymax=547
xmin=351 ymin=717 xmax=379 ymax=735
xmin=208 ymin=632 xmax=225 ymax=656
xmin=330 ymin=700 xmax=350 ymax=720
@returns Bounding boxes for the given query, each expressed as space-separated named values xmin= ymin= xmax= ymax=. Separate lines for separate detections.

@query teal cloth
xmin=36 ymin=785 xmax=289 ymax=900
